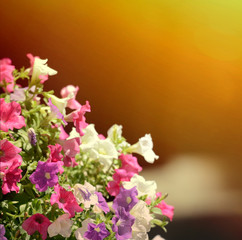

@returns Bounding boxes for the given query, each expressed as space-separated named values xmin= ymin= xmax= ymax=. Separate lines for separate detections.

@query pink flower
xmin=1 ymin=159 xmax=22 ymax=194
xmin=48 ymin=144 xmax=63 ymax=162
xmin=119 ymin=154 xmax=142 ymax=174
xmin=50 ymin=184 xmax=83 ymax=218
xmin=60 ymin=85 xmax=81 ymax=110
xmin=0 ymin=98 xmax=26 ymax=132
xmin=0 ymin=58 xmax=15 ymax=92
xmin=47 ymin=144 xmax=64 ymax=174
xmin=59 ymin=125 xmax=69 ymax=140
xmin=107 ymin=154 xmax=142 ymax=196
xmin=146 ymin=192 xmax=174 ymax=221
xmin=65 ymin=101 xmax=91 ymax=136
xmin=62 ymin=138 xmax=80 ymax=167
xmin=22 ymin=213 xmax=51 ymax=240
xmin=0 ymin=139 xmax=22 ymax=165
xmin=106 ymin=180 xmax=120 ymax=196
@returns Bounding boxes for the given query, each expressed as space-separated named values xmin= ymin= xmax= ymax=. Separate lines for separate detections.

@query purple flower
xmin=0 ymin=224 xmax=7 ymax=240
xmin=95 ymin=191 xmax=110 ymax=214
xmin=84 ymin=222 xmax=110 ymax=240
xmin=28 ymin=128 xmax=37 ymax=146
xmin=113 ymin=187 xmax=138 ymax=213
xmin=47 ymin=98 xmax=67 ymax=125
xmin=112 ymin=207 xmax=135 ymax=240
xmin=29 ymin=161 xmax=59 ymax=192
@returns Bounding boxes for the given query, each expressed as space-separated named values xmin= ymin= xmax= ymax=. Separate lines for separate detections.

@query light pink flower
xmin=0 ymin=98 xmax=26 ymax=132
xmin=65 ymin=101 xmax=91 ymax=136
xmin=62 ymin=138 xmax=80 ymax=167
xmin=60 ymin=85 xmax=81 ymax=110
xmin=50 ymin=184 xmax=83 ymax=218
xmin=22 ymin=213 xmax=51 ymax=240
xmin=0 ymin=58 xmax=15 ymax=92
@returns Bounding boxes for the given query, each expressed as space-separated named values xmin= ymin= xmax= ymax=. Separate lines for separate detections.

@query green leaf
xmin=151 ymin=207 xmax=162 ymax=215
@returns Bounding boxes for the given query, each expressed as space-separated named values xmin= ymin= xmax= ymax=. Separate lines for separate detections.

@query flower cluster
xmin=0 ymin=55 xmax=174 ymax=239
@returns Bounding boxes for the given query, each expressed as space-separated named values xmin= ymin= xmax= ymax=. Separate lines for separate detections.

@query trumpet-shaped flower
xmin=0 ymin=98 xmax=26 ymax=132
xmin=128 ymin=134 xmax=159 ymax=163
xmin=1 ymin=158 xmax=22 ymax=194
xmin=60 ymin=85 xmax=81 ymax=109
xmin=95 ymin=191 xmax=110 ymax=214
xmin=73 ymin=182 xmax=98 ymax=209
xmin=29 ymin=161 xmax=59 ymax=192
xmin=75 ymin=218 xmax=93 ymax=240
xmin=47 ymin=144 xmax=64 ymax=174
xmin=22 ymin=213 xmax=51 ymax=240
xmin=48 ymin=214 xmax=73 ymax=238
xmin=47 ymin=98 xmax=67 ymax=125
xmin=27 ymin=53 xmax=57 ymax=85
xmin=0 ymin=224 xmax=7 ymax=240
xmin=122 ymin=174 xmax=157 ymax=200
xmin=112 ymin=207 xmax=135 ymax=240
xmin=84 ymin=222 xmax=110 ymax=240
xmin=0 ymin=58 xmax=15 ymax=92
xmin=112 ymin=186 xmax=138 ymax=213
xmin=50 ymin=184 xmax=83 ymax=218
xmin=65 ymin=101 xmax=91 ymax=136
xmin=130 ymin=200 xmax=153 ymax=240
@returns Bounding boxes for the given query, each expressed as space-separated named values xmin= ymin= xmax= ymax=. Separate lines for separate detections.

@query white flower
xmin=45 ymin=92 xmax=72 ymax=115
xmin=128 ymin=134 xmax=159 ymax=163
xmin=73 ymin=182 xmax=98 ymax=209
xmin=107 ymin=124 xmax=123 ymax=141
xmin=107 ymin=124 xmax=130 ymax=150
xmin=130 ymin=200 xmax=153 ymax=240
xmin=48 ymin=214 xmax=73 ymax=238
xmin=80 ymin=124 xmax=118 ymax=171
xmin=68 ymin=127 xmax=81 ymax=140
xmin=75 ymin=218 xmax=93 ymax=240
xmin=80 ymin=124 xmax=99 ymax=151
xmin=93 ymin=139 xmax=118 ymax=171
xmin=122 ymin=174 xmax=157 ymax=199
xmin=152 ymin=236 xmax=165 ymax=240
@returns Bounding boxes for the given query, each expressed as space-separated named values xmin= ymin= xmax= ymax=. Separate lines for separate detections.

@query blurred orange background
xmin=1 ymin=0 xmax=242 ymax=235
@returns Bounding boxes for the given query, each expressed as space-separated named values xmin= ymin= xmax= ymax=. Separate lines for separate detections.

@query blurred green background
xmin=1 ymin=1 xmax=242 ymax=238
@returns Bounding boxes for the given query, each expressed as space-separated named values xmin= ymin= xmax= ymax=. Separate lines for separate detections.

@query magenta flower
xmin=106 ymin=180 xmax=120 ymax=196
xmin=0 ymin=98 xmax=26 ymax=132
xmin=50 ymin=184 xmax=83 ymax=218
xmin=95 ymin=191 xmax=110 ymax=214
xmin=112 ymin=187 xmax=138 ymax=213
xmin=84 ymin=222 xmax=110 ymax=240
xmin=112 ymin=207 xmax=135 ymax=240
xmin=0 ymin=58 xmax=15 ymax=92
xmin=22 ymin=213 xmax=51 ymax=240
xmin=29 ymin=161 xmax=59 ymax=192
